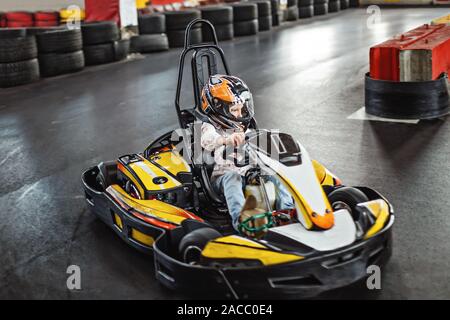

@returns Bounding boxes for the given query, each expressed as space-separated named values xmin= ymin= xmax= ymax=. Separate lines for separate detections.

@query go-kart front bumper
xmin=153 ymin=218 xmax=393 ymax=299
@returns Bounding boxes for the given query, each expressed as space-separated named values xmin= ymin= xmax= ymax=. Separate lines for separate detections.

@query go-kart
xmin=82 ymin=19 xmax=394 ymax=299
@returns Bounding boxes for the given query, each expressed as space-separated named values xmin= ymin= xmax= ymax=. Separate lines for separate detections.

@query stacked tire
xmin=164 ymin=10 xmax=201 ymax=48
xmin=299 ymin=0 xmax=314 ymax=18
xmin=81 ymin=22 xmax=130 ymax=66
xmin=34 ymin=11 xmax=59 ymax=27
xmin=199 ymin=6 xmax=234 ymax=42
xmin=286 ymin=0 xmax=299 ymax=21
xmin=341 ymin=0 xmax=350 ymax=9
xmin=251 ymin=1 xmax=272 ymax=31
xmin=0 ymin=29 xmax=39 ymax=88
xmin=329 ymin=0 xmax=341 ymax=12
xmin=270 ymin=0 xmax=282 ymax=27
xmin=3 ymin=12 xmax=34 ymax=28
xmin=36 ymin=28 xmax=84 ymax=77
xmin=230 ymin=3 xmax=258 ymax=37
xmin=132 ymin=14 xmax=169 ymax=53
xmin=314 ymin=0 xmax=329 ymax=16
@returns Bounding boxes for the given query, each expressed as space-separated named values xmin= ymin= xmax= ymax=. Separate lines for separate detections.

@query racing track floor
xmin=1 ymin=7 xmax=449 ymax=299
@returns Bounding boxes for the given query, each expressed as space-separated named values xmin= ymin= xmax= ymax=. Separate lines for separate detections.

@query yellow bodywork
xmin=131 ymin=228 xmax=154 ymax=246
xmin=431 ymin=14 xmax=450 ymax=26
xmin=129 ymin=157 xmax=182 ymax=191
xmin=312 ymin=160 xmax=339 ymax=186
xmin=149 ymin=150 xmax=191 ymax=177
xmin=108 ymin=184 xmax=188 ymax=225
xmin=361 ymin=199 xmax=390 ymax=239
xmin=202 ymin=235 xmax=304 ymax=266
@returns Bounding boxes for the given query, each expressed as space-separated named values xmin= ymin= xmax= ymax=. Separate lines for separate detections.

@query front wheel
xmin=178 ymin=227 xmax=222 ymax=265
xmin=328 ymin=187 xmax=369 ymax=219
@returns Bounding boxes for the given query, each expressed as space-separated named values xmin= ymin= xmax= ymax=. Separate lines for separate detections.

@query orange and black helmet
xmin=200 ymin=75 xmax=254 ymax=129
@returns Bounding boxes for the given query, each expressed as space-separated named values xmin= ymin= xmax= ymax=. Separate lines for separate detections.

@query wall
xmin=0 ymin=0 xmax=85 ymax=11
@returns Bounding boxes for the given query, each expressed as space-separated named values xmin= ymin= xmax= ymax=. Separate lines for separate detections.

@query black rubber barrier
xmin=365 ymin=72 xmax=450 ymax=119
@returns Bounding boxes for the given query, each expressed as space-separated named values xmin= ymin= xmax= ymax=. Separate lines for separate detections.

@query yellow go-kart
xmin=82 ymin=19 xmax=394 ymax=299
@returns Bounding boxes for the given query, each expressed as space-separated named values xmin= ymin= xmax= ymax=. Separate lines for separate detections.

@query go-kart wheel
xmin=179 ymin=227 xmax=221 ymax=265
xmin=328 ymin=187 xmax=369 ymax=219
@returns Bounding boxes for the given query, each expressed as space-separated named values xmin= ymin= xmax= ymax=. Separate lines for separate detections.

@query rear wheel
xmin=328 ymin=187 xmax=369 ymax=219
xmin=179 ymin=228 xmax=221 ymax=265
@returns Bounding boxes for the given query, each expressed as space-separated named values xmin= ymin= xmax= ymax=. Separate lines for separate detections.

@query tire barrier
xmin=133 ymin=13 xmax=169 ymax=53
xmin=231 ymin=3 xmax=259 ymax=37
xmin=82 ymin=22 xmax=128 ymax=65
xmin=340 ymin=0 xmax=350 ymax=9
xmin=0 ymin=33 xmax=39 ymax=87
xmin=329 ymin=0 xmax=341 ymax=12
xmin=164 ymin=10 xmax=202 ymax=48
xmin=270 ymin=0 xmax=281 ymax=26
xmin=130 ymin=34 xmax=169 ymax=53
xmin=299 ymin=5 xmax=314 ymax=18
xmin=39 ymin=50 xmax=84 ymax=77
xmin=314 ymin=1 xmax=329 ymax=16
xmin=138 ymin=13 xmax=166 ymax=34
xmin=200 ymin=6 xmax=234 ymax=41
xmin=298 ymin=0 xmax=314 ymax=18
xmin=286 ymin=0 xmax=299 ymax=21
xmin=365 ymin=72 xmax=450 ymax=120
xmin=251 ymin=1 xmax=272 ymax=31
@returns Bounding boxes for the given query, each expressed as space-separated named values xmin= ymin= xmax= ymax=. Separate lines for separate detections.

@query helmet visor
xmin=215 ymin=90 xmax=254 ymax=123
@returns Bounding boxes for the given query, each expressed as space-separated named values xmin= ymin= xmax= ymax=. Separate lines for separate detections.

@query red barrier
xmin=85 ymin=0 xmax=120 ymax=24
xmin=34 ymin=20 xmax=59 ymax=27
xmin=370 ymin=24 xmax=444 ymax=81
xmin=34 ymin=11 xmax=60 ymax=21
xmin=4 ymin=11 xmax=34 ymax=28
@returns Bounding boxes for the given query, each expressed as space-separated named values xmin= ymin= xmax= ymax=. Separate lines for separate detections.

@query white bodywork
xmin=255 ymin=142 xmax=330 ymax=225
xmin=269 ymin=210 xmax=357 ymax=251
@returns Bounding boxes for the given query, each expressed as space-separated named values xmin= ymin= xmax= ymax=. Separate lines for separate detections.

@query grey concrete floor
xmin=1 ymin=7 xmax=449 ymax=299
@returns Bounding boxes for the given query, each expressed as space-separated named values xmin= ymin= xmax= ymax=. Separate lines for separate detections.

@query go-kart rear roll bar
xmin=175 ymin=19 xmax=231 ymax=129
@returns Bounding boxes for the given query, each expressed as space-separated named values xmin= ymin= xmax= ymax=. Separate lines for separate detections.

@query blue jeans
xmin=212 ymin=171 xmax=294 ymax=231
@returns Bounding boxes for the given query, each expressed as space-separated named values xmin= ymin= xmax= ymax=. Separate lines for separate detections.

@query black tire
xmin=167 ymin=28 xmax=202 ymax=48
xmin=200 ymin=6 xmax=233 ymax=25
xmin=81 ymin=21 xmax=119 ymax=45
xmin=83 ymin=43 xmax=115 ymax=66
xmin=130 ymin=34 xmax=169 ymax=53
xmin=114 ymin=39 xmax=130 ymax=61
xmin=314 ymin=0 xmax=328 ymax=4
xmin=272 ymin=12 xmax=280 ymax=26
xmin=299 ymin=5 xmax=314 ymax=18
xmin=328 ymin=187 xmax=369 ymax=219
xmin=287 ymin=0 xmax=298 ymax=6
xmin=329 ymin=0 xmax=341 ymax=12
xmin=202 ymin=23 xmax=233 ymax=41
xmin=314 ymin=3 xmax=329 ymax=15
xmin=270 ymin=0 xmax=280 ymax=14
xmin=258 ymin=15 xmax=272 ymax=31
xmin=349 ymin=0 xmax=358 ymax=7
xmin=0 ymin=59 xmax=39 ymax=88
xmin=36 ymin=29 xmax=82 ymax=53
xmin=26 ymin=26 xmax=65 ymax=36
xmin=299 ymin=0 xmax=314 ymax=6
xmin=0 ymin=36 xmax=37 ymax=63
xmin=250 ymin=1 xmax=271 ymax=17
xmin=178 ymin=227 xmax=221 ymax=264
xmin=164 ymin=10 xmax=201 ymax=31
xmin=38 ymin=50 xmax=84 ymax=77
xmin=230 ymin=3 xmax=258 ymax=22
xmin=138 ymin=13 xmax=166 ymax=34
xmin=0 ymin=28 xmax=26 ymax=39
xmin=340 ymin=0 xmax=350 ymax=9
xmin=234 ymin=19 xmax=258 ymax=36
xmin=286 ymin=6 xmax=299 ymax=21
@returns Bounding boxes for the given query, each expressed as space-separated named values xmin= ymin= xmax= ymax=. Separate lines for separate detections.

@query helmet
xmin=200 ymin=74 xmax=255 ymax=129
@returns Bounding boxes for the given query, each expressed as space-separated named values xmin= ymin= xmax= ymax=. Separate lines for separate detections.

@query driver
xmin=199 ymin=74 xmax=293 ymax=232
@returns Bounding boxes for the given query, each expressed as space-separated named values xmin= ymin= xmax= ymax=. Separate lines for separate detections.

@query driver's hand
xmin=227 ymin=132 xmax=245 ymax=147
